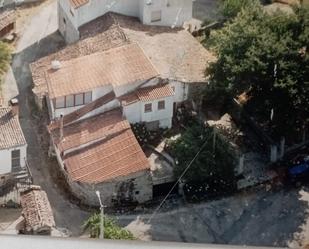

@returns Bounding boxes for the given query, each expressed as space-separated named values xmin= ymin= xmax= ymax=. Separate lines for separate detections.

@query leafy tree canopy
xmin=83 ymin=213 xmax=135 ymax=240
xmin=206 ymin=4 xmax=309 ymax=140
xmin=219 ymin=0 xmax=261 ymax=19
xmin=168 ymin=125 xmax=236 ymax=186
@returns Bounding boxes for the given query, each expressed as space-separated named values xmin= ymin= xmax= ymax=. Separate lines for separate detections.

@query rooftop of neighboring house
xmin=30 ymin=14 xmax=128 ymax=100
xmin=0 ymin=9 xmax=15 ymax=31
xmin=81 ymin=13 xmax=216 ymax=83
xmin=50 ymin=108 xmax=150 ymax=183
xmin=20 ymin=187 xmax=55 ymax=233
xmin=45 ymin=43 xmax=159 ymax=99
xmin=31 ymin=12 xmax=215 ymax=101
xmin=119 ymin=83 xmax=175 ymax=106
xmin=70 ymin=0 xmax=89 ymax=9
xmin=0 ymin=107 xmax=27 ymax=150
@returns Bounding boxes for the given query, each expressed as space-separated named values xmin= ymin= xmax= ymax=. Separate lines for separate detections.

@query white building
xmin=0 ymin=107 xmax=27 ymax=176
xmin=58 ymin=0 xmax=193 ymax=43
xmin=45 ymin=43 xmax=175 ymax=129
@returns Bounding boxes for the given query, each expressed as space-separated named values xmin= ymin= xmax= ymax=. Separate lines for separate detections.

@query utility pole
xmin=96 ymin=191 xmax=104 ymax=239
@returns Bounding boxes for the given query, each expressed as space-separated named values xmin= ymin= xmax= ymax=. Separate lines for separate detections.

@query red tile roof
xmin=21 ymin=187 xmax=55 ymax=233
xmin=53 ymin=109 xmax=149 ymax=183
xmin=0 ymin=108 xmax=27 ymax=150
xmin=0 ymin=10 xmax=15 ymax=32
xmin=31 ymin=21 xmax=128 ymax=101
xmin=119 ymin=83 xmax=174 ymax=106
xmin=46 ymin=43 xmax=159 ymax=99
xmin=69 ymin=0 xmax=89 ymax=9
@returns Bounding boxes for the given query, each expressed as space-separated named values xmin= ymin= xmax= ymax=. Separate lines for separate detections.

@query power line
xmin=147 ymin=132 xmax=213 ymax=224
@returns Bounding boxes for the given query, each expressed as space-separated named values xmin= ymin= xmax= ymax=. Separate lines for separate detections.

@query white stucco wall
xmin=0 ymin=145 xmax=27 ymax=175
xmin=170 ymin=80 xmax=189 ymax=103
xmin=123 ymin=95 xmax=173 ymax=128
xmin=50 ymin=85 xmax=117 ymax=119
xmin=58 ymin=0 xmax=193 ymax=43
xmin=77 ymin=0 xmax=140 ymax=27
xmin=141 ymin=0 xmax=193 ymax=27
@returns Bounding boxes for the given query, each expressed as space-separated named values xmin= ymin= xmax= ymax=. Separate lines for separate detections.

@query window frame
xmin=11 ymin=149 xmax=21 ymax=168
xmin=144 ymin=103 xmax=152 ymax=113
xmin=54 ymin=92 xmax=92 ymax=109
xmin=158 ymin=100 xmax=165 ymax=110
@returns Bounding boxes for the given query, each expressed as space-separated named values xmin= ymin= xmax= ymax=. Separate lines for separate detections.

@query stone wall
xmin=67 ymin=170 xmax=153 ymax=207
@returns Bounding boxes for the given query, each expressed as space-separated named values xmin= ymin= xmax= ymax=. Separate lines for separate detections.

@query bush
xmin=83 ymin=213 xmax=135 ymax=240
xmin=169 ymin=124 xmax=237 ymax=188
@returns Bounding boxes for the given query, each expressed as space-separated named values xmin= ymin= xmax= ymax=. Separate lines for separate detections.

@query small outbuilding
xmin=20 ymin=187 xmax=55 ymax=235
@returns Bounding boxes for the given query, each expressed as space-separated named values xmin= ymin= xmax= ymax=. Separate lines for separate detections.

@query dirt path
xmin=6 ymin=0 xmax=91 ymax=236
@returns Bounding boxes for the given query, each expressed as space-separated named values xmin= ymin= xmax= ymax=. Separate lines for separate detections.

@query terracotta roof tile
xmin=54 ymin=109 xmax=149 ymax=183
xmin=119 ymin=83 xmax=174 ymax=106
xmin=69 ymin=0 xmax=89 ymax=8
xmin=111 ymin=13 xmax=216 ymax=83
xmin=31 ymin=23 xmax=128 ymax=100
xmin=0 ymin=108 xmax=27 ymax=150
xmin=0 ymin=10 xmax=15 ymax=32
xmin=21 ymin=187 xmax=55 ymax=233
xmin=46 ymin=43 xmax=159 ymax=99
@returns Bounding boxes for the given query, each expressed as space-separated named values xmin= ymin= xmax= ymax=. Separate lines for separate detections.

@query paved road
xmin=117 ymin=187 xmax=309 ymax=247
xmin=5 ymin=0 xmax=309 ymax=246
xmin=8 ymin=1 xmax=91 ymax=236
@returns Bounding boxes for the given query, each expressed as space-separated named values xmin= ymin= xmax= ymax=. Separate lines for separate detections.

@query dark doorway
xmin=153 ymin=181 xmax=178 ymax=198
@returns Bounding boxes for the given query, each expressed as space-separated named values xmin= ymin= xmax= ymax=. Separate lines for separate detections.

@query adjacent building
xmin=20 ymin=187 xmax=56 ymax=235
xmin=0 ymin=107 xmax=27 ymax=176
xmin=58 ymin=0 xmax=193 ymax=43
xmin=49 ymin=108 xmax=153 ymax=206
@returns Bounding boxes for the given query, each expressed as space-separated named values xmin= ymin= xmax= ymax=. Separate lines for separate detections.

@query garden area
xmin=131 ymin=103 xmax=239 ymax=202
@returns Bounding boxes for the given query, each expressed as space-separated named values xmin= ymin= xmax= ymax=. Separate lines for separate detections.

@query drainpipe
xmin=60 ymin=114 xmax=64 ymax=141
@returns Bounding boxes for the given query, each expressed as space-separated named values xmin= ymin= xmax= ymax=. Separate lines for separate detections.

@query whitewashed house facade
xmin=0 ymin=107 xmax=27 ymax=176
xmin=46 ymin=43 xmax=175 ymax=129
xmin=58 ymin=0 xmax=193 ymax=43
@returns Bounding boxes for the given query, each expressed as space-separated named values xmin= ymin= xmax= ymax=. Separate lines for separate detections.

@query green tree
xmin=206 ymin=5 xmax=309 ymax=141
xmin=169 ymin=125 xmax=236 ymax=187
xmin=83 ymin=213 xmax=135 ymax=240
xmin=219 ymin=0 xmax=260 ymax=19
xmin=0 ymin=42 xmax=11 ymax=77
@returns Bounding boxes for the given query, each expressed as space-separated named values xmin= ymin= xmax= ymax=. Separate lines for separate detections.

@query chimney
xmin=60 ymin=114 xmax=64 ymax=141
xmin=10 ymin=98 xmax=19 ymax=116
xmin=51 ymin=60 xmax=61 ymax=70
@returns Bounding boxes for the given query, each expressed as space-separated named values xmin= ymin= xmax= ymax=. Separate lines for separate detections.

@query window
xmin=75 ymin=94 xmax=84 ymax=106
xmin=65 ymin=95 xmax=74 ymax=107
xmin=151 ymin=10 xmax=162 ymax=22
xmin=63 ymin=18 xmax=66 ymax=24
xmin=55 ymin=92 xmax=93 ymax=109
xmin=158 ymin=100 xmax=165 ymax=110
xmin=55 ymin=97 xmax=65 ymax=108
xmin=144 ymin=103 xmax=152 ymax=113
xmin=11 ymin=150 xmax=20 ymax=169
xmin=84 ymin=92 xmax=92 ymax=104
xmin=171 ymin=86 xmax=175 ymax=92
